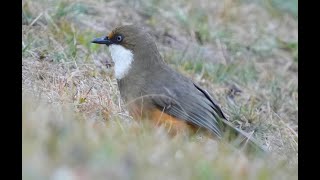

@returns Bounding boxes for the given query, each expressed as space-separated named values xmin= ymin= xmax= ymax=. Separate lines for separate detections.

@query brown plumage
xmin=92 ymin=25 xmax=267 ymax=154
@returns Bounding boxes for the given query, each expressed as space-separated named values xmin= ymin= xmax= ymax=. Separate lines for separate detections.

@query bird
xmin=92 ymin=25 xmax=267 ymax=154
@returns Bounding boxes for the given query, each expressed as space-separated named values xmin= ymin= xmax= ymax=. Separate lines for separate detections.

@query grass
xmin=22 ymin=0 xmax=297 ymax=179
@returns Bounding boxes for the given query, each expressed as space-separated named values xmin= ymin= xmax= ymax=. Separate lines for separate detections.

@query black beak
xmin=91 ymin=36 xmax=113 ymax=46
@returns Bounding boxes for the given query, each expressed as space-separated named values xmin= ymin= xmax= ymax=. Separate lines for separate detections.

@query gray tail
xmin=221 ymin=118 xmax=268 ymax=155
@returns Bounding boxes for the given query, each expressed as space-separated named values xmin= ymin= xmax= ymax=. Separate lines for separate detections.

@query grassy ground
xmin=22 ymin=0 xmax=298 ymax=179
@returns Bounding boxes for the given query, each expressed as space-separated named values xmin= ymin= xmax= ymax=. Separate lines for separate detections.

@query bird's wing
xmin=149 ymin=83 xmax=226 ymax=138
xmin=146 ymin=80 xmax=267 ymax=153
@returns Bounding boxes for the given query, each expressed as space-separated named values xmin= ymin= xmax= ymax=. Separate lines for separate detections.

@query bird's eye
xmin=116 ymin=35 xmax=122 ymax=42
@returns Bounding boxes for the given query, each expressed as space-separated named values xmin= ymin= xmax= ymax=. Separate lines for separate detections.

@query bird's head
xmin=92 ymin=25 xmax=161 ymax=79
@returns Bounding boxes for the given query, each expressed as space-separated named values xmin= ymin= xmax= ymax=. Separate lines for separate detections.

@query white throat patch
xmin=108 ymin=44 xmax=134 ymax=79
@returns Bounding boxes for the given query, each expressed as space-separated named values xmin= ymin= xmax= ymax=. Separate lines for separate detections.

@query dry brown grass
xmin=23 ymin=0 xmax=297 ymax=179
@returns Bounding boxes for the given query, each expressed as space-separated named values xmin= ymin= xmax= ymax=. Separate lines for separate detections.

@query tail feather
xmin=221 ymin=118 xmax=268 ymax=155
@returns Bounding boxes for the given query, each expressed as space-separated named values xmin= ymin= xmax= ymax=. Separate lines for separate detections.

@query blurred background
xmin=23 ymin=0 xmax=297 ymax=179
